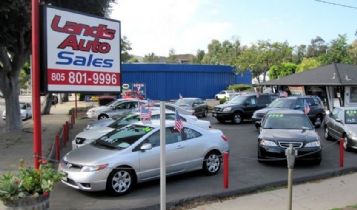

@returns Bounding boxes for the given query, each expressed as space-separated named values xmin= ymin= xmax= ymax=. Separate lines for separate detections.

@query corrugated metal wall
xmin=122 ymin=64 xmax=251 ymax=100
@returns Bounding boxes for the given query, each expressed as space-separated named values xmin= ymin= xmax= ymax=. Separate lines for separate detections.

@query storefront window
xmin=351 ymin=87 xmax=357 ymax=103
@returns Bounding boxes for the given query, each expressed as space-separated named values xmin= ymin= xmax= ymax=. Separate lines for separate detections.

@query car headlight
xmin=260 ymin=139 xmax=277 ymax=146
xmin=347 ymin=131 xmax=357 ymax=138
xmin=305 ymin=141 xmax=321 ymax=147
xmin=222 ymin=107 xmax=232 ymax=112
xmin=81 ymin=164 xmax=108 ymax=172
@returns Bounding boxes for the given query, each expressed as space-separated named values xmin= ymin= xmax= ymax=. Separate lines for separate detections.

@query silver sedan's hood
xmin=64 ymin=144 xmax=121 ymax=165
xmin=86 ymin=119 xmax=115 ymax=130
xmin=345 ymin=124 xmax=357 ymax=135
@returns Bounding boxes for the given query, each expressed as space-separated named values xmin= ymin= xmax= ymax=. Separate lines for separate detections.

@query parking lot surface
xmin=49 ymin=115 xmax=357 ymax=210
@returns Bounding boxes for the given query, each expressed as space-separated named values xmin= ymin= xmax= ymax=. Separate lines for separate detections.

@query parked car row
xmin=2 ymin=102 xmax=32 ymax=121
xmin=60 ymin=99 xmax=225 ymax=195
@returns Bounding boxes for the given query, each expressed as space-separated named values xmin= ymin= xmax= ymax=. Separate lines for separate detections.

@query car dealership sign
xmin=42 ymin=6 xmax=121 ymax=93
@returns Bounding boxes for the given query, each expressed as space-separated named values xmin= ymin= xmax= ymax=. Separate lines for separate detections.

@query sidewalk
xmin=189 ymin=172 xmax=357 ymax=210
xmin=0 ymin=100 xmax=91 ymax=173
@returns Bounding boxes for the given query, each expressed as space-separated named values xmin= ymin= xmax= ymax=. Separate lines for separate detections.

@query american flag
xmin=304 ymin=100 xmax=310 ymax=114
xmin=140 ymin=105 xmax=152 ymax=120
xmin=175 ymin=110 xmax=184 ymax=132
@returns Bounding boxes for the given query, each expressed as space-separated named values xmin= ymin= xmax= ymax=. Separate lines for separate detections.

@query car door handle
xmin=176 ymin=145 xmax=184 ymax=149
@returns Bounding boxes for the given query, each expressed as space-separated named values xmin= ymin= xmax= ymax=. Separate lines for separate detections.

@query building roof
xmin=261 ymin=63 xmax=357 ymax=86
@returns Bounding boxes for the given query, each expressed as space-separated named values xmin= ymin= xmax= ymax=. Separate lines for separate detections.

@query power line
xmin=314 ymin=0 xmax=357 ymax=10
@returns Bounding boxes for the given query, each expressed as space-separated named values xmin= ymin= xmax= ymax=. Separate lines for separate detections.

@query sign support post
xmin=160 ymin=101 xmax=166 ymax=210
xmin=31 ymin=0 xmax=42 ymax=169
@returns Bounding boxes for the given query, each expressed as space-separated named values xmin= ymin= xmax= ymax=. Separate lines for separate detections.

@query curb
xmin=129 ymin=167 xmax=357 ymax=210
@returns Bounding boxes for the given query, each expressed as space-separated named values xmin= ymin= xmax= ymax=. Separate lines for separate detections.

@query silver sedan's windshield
xmin=94 ymin=125 xmax=154 ymax=149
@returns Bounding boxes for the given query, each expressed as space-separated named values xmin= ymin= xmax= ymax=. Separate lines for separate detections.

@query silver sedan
xmin=59 ymin=120 xmax=229 ymax=195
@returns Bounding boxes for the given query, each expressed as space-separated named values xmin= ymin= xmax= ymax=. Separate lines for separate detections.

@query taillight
xmin=221 ymin=134 xmax=228 ymax=141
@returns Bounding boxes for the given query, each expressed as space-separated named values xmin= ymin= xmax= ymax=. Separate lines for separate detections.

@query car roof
xmin=267 ymin=109 xmax=304 ymax=115
xmin=132 ymin=120 xmax=175 ymax=128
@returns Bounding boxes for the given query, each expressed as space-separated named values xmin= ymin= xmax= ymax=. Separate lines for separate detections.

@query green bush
xmin=219 ymin=97 xmax=228 ymax=104
xmin=227 ymin=84 xmax=252 ymax=92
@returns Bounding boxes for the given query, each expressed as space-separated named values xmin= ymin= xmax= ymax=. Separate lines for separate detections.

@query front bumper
xmin=58 ymin=163 xmax=110 ymax=192
xmin=211 ymin=111 xmax=233 ymax=120
xmin=258 ymin=146 xmax=322 ymax=161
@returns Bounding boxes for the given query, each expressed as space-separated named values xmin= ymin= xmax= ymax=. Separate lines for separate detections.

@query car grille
xmin=278 ymin=141 xmax=303 ymax=149
xmin=75 ymin=137 xmax=86 ymax=144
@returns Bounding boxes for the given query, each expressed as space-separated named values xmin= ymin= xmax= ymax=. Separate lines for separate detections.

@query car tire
xmin=324 ymin=127 xmax=332 ymax=141
xmin=106 ymin=168 xmax=135 ymax=195
xmin=314 ymin=115 xmax=323 ymax=128
xmin=232 ymin=112 xmax=242 ymax=124
xmin=203 ymin=151 xmax=221 ymax=175
xmin=98 ymin=114 xmax=109 ymax=120
xmin=343 ymin=136 xmax=351 ymax=152
xmin=202 ymin=109 xmax=208 ymax=117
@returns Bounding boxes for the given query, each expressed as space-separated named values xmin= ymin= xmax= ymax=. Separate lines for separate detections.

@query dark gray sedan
xmin=324 ymin=107 xmax=357 ymax=151
xmin=258 ymin=109 xmax=322 ymax=164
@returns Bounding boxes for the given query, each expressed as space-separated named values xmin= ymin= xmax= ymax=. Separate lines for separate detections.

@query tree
xmin=201 ymin=39 xmax=241 ymax=65
xmin=268 ymin=62 xmax=297 ymax=80
xmin=236 ymin=41 xmax=292 ymax=83
xmin=143 ymin=52 xmax=161 ymax=63
xmin=306 ymin=36 xmax=327 ymax=58
xmin=121 ymin=36 xmax=133 ymax=63
xmin=292 ymin=44 xmax=307 ymax=64
xmin=193 ymin=49 xmax=205 ymax=64
xmin=348 ymin=40 xmax=357 ymax=64
xmin=320 ymin=34 xmax=352 ymax=64
xmin=0 ymin=0 xmax=114 ymax=132
xmin=166 ymin=48 xmax=177 ymax=63
xmin=296 ymin=57 xmax=321 ymax=73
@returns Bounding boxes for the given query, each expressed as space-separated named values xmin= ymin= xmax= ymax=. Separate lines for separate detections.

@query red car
xmin=122 ymin=90 xmax=145 ymax=100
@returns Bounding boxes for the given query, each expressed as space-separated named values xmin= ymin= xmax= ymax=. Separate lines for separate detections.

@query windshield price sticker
xmin=346 ymin=110 xmax=357 ymax=116
xmin=269 ymin=114 xmax=284 ymax=118
xmin=44 ymin=6 xmax=121 ymax=92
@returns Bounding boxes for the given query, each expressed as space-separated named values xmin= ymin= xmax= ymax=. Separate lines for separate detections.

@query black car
xmin=175 ymin=98 xmax=208 ymax=118
xmin=258 ymin=109 xmax=322 ymax=164
xmin=252 ymin=96 xmax=325 ymax=129
xmin=212 ymin=93 xmax=278 ymax=124
xmin=324 ymin=107 xmax=357 ymax=151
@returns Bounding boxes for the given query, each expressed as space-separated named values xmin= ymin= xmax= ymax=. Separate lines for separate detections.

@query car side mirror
xmin=140 ymin=143 xmax=152 ymax=151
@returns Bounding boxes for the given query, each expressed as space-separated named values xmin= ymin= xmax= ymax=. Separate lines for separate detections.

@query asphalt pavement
xmin=0 ymin=101 xmax=357 ymax=210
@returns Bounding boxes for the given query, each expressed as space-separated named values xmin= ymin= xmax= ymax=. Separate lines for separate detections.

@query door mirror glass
xmin=140 ymin=143 xmax=152 ymax=151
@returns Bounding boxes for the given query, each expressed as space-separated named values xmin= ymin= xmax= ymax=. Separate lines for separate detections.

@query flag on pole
xmin=304 ymin=100 xmax=310 ymax=114
xmin=140 ymin=104 xmax=152 ymax=121
xmin=175 ymin=109 xmax=184 ymax=132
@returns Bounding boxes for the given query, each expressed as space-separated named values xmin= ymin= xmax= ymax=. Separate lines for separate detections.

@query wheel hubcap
xmin=206 ymin=154 xmax=220 ymax=173
xmin=112 ymin=171 xmax=131 ymax=193
xmin=234 ymin=114 xmax=241 ymax=123
xmin=344 ymin=137 xmax=348 ymax=150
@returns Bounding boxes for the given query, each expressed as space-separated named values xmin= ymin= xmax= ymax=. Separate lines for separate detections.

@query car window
xmin=269 ymin=98 xmax=295 ymax=108
xmin=146 ymin=130 xmax=160 ymax=147
xmin=181 ymin=127 xmax=202 ymax=140
xmin=257 ymin=95 xmax=270 ymax=105
xmin=296 ymin=99 xmax=304 ymax=108
xmin=306 ymin=98 xmax=316 ymax=106
xmin=246 ymin=97 xmax=256 ymax=105
xmin=337 ymin=109 xmax=344 ymax=121
xmin=166 ymin=127 xmax=182 ymax=144
xmin=263 ymin=113 xmax=313 ymax=129
xmin=332 ymin=108 xmax=340 ymax=120
xmin=115 ymin=102 xmax=127 ymax=109
xmin=345 ymin=110 xmax=357 ymax=124
xmin=150 ymin=113 xmax=176 ymax=120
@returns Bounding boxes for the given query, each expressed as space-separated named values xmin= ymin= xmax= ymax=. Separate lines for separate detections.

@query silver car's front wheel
xmin=107 ymin=169 xmax=135 ymax=195
xmin=203 ymin=151 xmax=221 ymax=175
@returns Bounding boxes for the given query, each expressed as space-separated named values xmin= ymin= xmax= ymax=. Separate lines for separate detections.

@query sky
xmin=110 ymin=0 xmax=357 ymax=57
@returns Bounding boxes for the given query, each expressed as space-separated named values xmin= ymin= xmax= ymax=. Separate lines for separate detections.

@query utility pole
xmin=285 ymin=144 xmax=297 ymax=210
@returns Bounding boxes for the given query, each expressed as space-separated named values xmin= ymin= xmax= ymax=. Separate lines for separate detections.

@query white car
xmin=215 ymin=90 xmax=235 ymax=100
xmin=74 ymin=110 xmax=211 ymax=149
xmin=2 ymin=102 xmax=32 ymax=120
xmin=86 ymin=99 xmax=146 ymax=119
xmin=60 ymin=120 xmax=229 ymax=195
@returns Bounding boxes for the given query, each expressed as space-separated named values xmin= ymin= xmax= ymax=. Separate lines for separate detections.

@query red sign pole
xmin=75 ymin=93 xmax=78 ymax=118
xmin=31 ymin=0 xmax=42 ymax=169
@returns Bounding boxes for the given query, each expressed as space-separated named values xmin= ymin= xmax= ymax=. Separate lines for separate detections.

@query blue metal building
xmin=121 ymin=64 xmax=251 ymax=100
